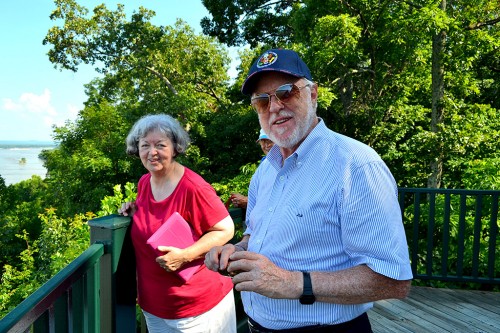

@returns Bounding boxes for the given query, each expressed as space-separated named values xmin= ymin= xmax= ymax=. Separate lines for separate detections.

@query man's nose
xmin=268 ymin=95 xmax=284 ymax=113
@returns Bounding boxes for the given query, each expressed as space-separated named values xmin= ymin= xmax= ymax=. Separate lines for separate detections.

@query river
xmin=0 ymin=142 xmax=55 ymax=186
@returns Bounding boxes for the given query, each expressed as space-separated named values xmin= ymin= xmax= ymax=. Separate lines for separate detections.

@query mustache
xmin=269 ymin=111 xmax=294 ymax=123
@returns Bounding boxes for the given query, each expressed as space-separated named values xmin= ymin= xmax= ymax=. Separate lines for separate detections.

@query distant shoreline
xmin=0 ymin=141 xmax=57 ymax=149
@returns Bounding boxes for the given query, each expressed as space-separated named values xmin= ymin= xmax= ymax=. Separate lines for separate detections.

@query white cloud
xmin=2 ymin=98 xmax=22 ymax=111
xmin=0 ymin=88 xmax=82 ymax=141
xmin=19 ymin=89 xmax=57 ymax=116
xmin=2 ymin=89 xmax=58 ymax=116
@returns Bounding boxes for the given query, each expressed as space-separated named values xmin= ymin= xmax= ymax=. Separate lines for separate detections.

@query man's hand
xmin=205 ymin=243 xmax=239 ymax=274
xmin=230 ymin=193 xmax=248 ymax=208
xmin=228 ymin=251 xmax=301 ymax=299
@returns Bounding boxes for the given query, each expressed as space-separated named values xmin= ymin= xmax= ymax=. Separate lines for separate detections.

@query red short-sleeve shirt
xmin=131 ymin=168 xmax=233 ymax=319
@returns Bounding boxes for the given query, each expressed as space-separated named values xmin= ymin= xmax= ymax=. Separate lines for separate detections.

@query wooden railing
xmin=0 ymin=189 xmax=498 ymax=332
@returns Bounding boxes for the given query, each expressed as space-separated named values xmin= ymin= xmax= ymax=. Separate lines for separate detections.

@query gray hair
xmin=300 ymin=78 xmax=317 ymax=111
xmin=125 ymin=114 xmax=191 ymax=157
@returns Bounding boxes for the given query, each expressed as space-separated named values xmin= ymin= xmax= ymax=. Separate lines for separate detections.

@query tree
xmin=44 ymin=1 xmax=231 ymax=104
xmin=203 ymin=0 xmax=500 ymax=189
xmin=0 ymin=176 xmax=48 ymax=268
xmin=42 ymin=0 xmax=258 ymax=214
xmin=0 ymin=210 xmax=92 ymax=317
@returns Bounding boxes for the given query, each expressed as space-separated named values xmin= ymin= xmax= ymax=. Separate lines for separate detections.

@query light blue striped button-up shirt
xmin=242 ymin=119 xmax=412 ymax=329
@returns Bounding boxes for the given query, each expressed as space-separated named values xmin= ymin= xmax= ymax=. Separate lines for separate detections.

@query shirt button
xmin=280 ymin=176 xmax=285 ymax=181
xmin=268 ymin=207 xmax=273 ymax=212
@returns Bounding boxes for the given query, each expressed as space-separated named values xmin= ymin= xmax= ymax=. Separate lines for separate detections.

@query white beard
xmin=267 ymin=105 xmax=317 ymax=149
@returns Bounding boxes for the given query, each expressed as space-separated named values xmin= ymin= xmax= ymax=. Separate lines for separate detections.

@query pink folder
xmin=146 ymin=212 xmax=202 ymax=282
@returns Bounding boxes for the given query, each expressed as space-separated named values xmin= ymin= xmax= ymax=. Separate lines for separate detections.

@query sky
xmin=0 ymin=1 xmax=236 ymax=142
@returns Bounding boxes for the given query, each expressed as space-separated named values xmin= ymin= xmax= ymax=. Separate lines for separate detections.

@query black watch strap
xmin=299 ymin=271 xmax=316 ymax=305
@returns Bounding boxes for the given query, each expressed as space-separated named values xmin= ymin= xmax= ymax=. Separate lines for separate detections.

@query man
xmin=256 ymin=128 xmax=275 ymax=157
xmin=205 ymin=49 xmax=412 ymax=332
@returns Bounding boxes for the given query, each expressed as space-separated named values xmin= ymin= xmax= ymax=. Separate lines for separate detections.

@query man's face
xmin=258 ymin=138 xmax=274 ymax=155
xmin=252 ymin=72 xmax=318 ymax=153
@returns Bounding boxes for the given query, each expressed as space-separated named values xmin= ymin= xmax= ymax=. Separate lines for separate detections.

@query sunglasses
xmin=250 ymin=82 xmax=311 ymax=113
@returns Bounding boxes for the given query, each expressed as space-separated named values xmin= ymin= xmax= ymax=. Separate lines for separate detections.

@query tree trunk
xmin=428 ymin=0 xmax=447 ymax=189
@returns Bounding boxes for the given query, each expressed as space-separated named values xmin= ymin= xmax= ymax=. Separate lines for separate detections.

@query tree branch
xmin=402 ymin=0 xmax=423 ymax=9
xmin=465 ymin=16 xmax=500 ymax=30
xmin=145 ymin=66 xmax=178 ymax=95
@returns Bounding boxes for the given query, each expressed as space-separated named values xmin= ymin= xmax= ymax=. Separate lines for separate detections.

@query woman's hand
xmin=118 ymin=202 xmax=137 ymax=216
xmin=155 ymin=246 xmax=187 ymax=272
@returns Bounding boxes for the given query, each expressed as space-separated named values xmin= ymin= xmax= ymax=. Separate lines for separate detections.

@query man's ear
xmin=310 ymin=83 xmax=318 ymax=103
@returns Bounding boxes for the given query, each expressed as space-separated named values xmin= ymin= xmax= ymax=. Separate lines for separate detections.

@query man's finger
xmin=230 ymin=250 xmax=259 ymax=261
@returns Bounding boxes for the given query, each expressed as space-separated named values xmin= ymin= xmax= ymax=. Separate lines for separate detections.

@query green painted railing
xmin=400 ymin=188 xmax=499 ymax=285
xmin=0 ymin=215 xmax=136 ymax=333
xmin=0 ymin=244 xmax=103 ymax=333
xmin=0 ymin=189 xmax=498 ymax=332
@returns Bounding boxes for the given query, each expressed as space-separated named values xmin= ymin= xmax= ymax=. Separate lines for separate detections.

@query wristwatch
xmin=299 ymin=271 xmax=316 ymax=305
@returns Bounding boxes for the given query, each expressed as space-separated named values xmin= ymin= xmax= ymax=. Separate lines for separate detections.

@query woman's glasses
xmin=250 ymin=82 xmax=311 ymax=114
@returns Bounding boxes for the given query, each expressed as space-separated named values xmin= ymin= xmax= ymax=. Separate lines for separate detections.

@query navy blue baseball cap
xmin=241 ymin=49 xmax=313 ymax=95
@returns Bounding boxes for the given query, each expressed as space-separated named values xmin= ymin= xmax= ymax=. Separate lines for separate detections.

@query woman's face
xmin=138 ymin=130 xmax=176 ymax=174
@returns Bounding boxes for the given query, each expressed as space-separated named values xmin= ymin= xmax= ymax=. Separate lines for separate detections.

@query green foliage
xmin=41 ymin=100 xmax=140 ymax=216
xmin=0 ymin=209 xmax=92 ymax=317
xmin=0 ymin=176 xmax=48 ymax=269
xmin=1 ymin=0 xmax=499 ymax=317
xmin=36 ymin=209 xmax=92 ymax=281
xmin=455 ymin=158 xmax=500 ymax=190
xmin=212 ymin=162 xmax=258 ymax=203
xmin=0 ymin=231 xmax=39 ymax=315
xmin=212 ymin=162 xmax=258 ymax=240
xmin=201 ymin=0 xmax=293 ymax=47
xmin=97 ymin=182 xmax=137 ymax=217
xmin=199 ymin=103 xmax=263 ymax=182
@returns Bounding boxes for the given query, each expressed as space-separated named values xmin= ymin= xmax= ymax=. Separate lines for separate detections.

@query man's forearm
xmin=310 ymin=265 xmax=411 ymax=304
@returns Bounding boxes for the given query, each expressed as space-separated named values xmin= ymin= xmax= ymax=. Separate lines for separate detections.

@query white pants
xmin=142 ymin=289 xmax=237 ymax=333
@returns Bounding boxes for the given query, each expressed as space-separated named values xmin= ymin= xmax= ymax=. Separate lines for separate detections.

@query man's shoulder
xmin=311 ymin=126 xmax=384 ymax=170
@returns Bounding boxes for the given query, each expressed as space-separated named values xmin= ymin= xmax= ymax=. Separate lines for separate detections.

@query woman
xmin=118 ymin=114 xmax=236 ymax=333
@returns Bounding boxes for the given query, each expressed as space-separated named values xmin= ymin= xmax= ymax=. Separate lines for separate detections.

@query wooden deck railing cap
xmin=88 ymin=214 xmax=131 ymax=230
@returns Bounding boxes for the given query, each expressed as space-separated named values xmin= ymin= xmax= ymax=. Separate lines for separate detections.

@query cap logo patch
xmin=256 ymin=51 xmax=278 ymax=68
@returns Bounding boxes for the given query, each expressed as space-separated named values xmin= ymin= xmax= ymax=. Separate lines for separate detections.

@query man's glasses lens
xmin=251 ymin=83 xmax=300 ymax=112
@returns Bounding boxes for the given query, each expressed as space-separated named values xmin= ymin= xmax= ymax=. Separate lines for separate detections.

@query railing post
xmin=88 ymin=214 xmax=136 ymax=333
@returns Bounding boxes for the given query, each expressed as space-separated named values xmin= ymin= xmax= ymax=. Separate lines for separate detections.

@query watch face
xmin=299 ymin=294 xmax=316 ymax=305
